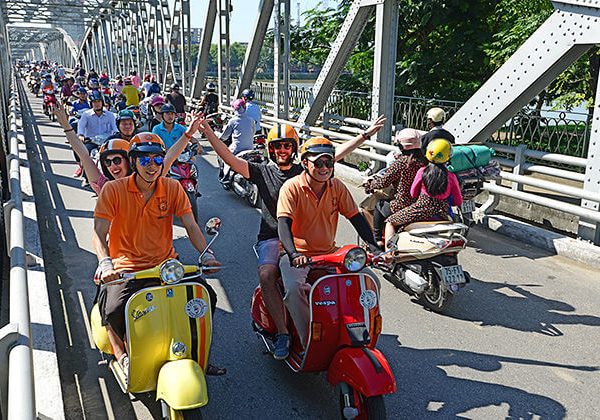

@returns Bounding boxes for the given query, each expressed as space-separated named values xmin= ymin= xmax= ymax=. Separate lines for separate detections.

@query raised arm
xmin=198 ymin=119 xmax=250 ymax=179
xmin=54 ymin=102 xmax=102 ymax=184
xmin=335 ymin=115 xmax=386 ymax=162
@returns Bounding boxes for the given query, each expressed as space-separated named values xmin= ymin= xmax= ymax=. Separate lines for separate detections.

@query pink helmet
xmin=150 ymin=95 xmax=165 ymax=106
xmin=232 ymin=98 xmax=246 ymax=112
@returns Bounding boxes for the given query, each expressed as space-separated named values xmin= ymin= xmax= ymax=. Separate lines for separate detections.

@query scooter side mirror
xmin=205 ymin=217 xmax=222 ymax=235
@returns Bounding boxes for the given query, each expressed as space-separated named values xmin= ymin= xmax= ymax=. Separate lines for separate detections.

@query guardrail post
xmin=512 ymin=144 xmax=527 ymax=191
xmin=322 ymin=111 xmax=331 ymax=130
xmin=0 ymin=324 xmax=19 ymax=420
xmin=578 ymin=76 xmax=600 ymax=245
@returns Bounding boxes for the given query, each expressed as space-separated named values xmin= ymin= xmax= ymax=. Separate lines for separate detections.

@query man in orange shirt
xmin=277 ymin=138 xmax=380 ymax=346
xmin=92 ymin=133 xmax=221 ymax=373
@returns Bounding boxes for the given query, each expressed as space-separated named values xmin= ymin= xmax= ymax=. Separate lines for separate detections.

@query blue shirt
xmin=71 ymin=101 xmax=90 ymax=114
xmin=77 ymin=109 xmax=117 ymax=138
xmin=245 ymin=101 xmax=261 ymax=132
xmin=220 ymin=112 xmax=255 ymax=155
xmin=152 ymin=122 xmax=187 ymax=149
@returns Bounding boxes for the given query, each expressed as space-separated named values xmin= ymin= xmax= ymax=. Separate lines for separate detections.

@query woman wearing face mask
xmin=54 ymin=102 xmax=206 ymax=194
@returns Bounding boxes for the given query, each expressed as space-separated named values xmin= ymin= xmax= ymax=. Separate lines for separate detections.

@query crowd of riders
xmin=18 ymin=59 xmax=461 ymax=374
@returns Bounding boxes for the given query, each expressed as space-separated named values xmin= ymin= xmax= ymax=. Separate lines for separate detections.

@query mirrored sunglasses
xmin=138 ymin=155 xmax=164 ymax=167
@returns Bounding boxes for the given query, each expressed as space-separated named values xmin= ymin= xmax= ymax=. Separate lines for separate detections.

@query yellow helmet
xmin=266 ymin=124 xmax=299 ymax=161
xmin=426 ymin=139 xmax=452 ymax=164
xmin=90 ymin=304 xmax=113 ymax=354
xmin=300 ymin=137 xmax=335 ymax=161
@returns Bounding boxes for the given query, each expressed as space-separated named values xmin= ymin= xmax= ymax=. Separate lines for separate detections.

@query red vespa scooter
xmin=251 ymin=245 xmax=396 ymax=419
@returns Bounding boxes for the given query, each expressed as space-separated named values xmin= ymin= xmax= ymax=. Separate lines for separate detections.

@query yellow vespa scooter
xmin=90 ymin=217 xmax=222 ymax=419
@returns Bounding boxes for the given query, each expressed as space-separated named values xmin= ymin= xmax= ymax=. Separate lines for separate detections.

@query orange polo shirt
xmin=94 ymin=175 xmax=192 ymax=271
xmin=277 ymin=172 xmax=359 ymax=257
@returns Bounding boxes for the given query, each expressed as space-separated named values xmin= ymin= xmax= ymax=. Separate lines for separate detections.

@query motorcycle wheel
xmin=417 ymin=270 xmax=452 ymax=312
xmin=337 ymin=383 xmax=386 ymax=420
xmin=246 ymin=183 xmax=261 ymax=208
xmin=186 ymin=190 xmax=199 ymax=222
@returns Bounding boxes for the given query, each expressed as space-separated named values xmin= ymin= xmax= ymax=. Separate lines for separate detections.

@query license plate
xmin=461 ymin=200 xmax=476 ymax=213
xmin=440 ymin=265 xmax=466 ymax=286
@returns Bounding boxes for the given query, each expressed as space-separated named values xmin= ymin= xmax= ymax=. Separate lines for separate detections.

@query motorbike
xmin=204 ymin=112 xmax=226 ymax=135
xmin=28 ymin=77 xmax=41 ymax=96
xmin=168 ymin=143 xmax=200 ymax=221
xmin=42 ymin=88 xmax=58 ymax=121
xmin=127 ymin=105 xmax=144 ymax=128
xmin=90 ymin=217 xmax=222 ymax=419
xmin=218 ymin=134 xmax=267 ymax=208
xmin=382 ymin=220 xmax=470 ymax=312
xmin=68 ymin=109 xmax=86 ymax=134
xmin=251 ymin=245 xmax=396 ymax=419
xmin=85 ymin=134 xmax=110 ymax=169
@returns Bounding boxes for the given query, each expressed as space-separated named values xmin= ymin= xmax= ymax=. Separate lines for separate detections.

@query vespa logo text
xmin=131 ymin=305 xmax=156 ymax=321
xmin=314 ymin=300 xmax=336 ymax=306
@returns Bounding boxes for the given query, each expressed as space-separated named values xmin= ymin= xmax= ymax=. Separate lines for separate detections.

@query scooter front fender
xmin=156 ymin=359 xmax=208 ymax=410
xmin=327 ymin=347 xmax=396 ymax=397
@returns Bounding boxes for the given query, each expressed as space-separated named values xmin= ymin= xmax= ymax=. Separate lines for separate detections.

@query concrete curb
xmin=17 ymin=109 xmax=66 ymax=418
xmin=483 ymin=214 xmax=600 ymax=269
xmin=334 ymin=162 xmax=600 ymax=270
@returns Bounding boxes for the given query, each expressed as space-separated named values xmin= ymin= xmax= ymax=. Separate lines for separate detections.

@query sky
xmin=188 ymin=0 xmax=338 ymax=43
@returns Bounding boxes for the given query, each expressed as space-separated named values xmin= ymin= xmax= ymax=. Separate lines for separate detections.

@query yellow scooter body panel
xmin=125 ymin=282 xmax=213 ymax=393
xmin=156 ymin=359 xmax=208 ymax=410
xmin=90 ymin=303 xmax=113 ymax=354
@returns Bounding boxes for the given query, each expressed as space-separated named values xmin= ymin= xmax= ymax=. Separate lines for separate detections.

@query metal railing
xmin=0 ymin=77 xmax=36 ymax=419
xmin=490 ymin=109 xmax=591 ymax=159
xmin=193 ymin=84 xmax=598 ymax=245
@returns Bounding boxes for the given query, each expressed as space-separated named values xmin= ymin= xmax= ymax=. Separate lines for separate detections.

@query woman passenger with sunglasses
xmin=54 ymin=101 xmax=205 ymax=195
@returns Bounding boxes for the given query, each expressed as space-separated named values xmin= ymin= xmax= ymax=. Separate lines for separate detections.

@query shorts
xmin=256 ymin=238 xmax=282 ymax=267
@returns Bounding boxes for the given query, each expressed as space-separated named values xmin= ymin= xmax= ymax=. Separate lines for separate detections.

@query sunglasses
xmin=272 ymin=142 xmax=293 ymax=150
xmin=138 ymin=155 xmax=164 ymax=166
xmin=312 ymin=158 xmax=334 ymax=169
xmin=103 ymin=156 xmax=123 ymax=167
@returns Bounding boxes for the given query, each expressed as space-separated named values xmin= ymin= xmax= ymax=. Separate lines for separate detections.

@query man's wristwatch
xmin=361 ymin=131 xmax=371 ymax=140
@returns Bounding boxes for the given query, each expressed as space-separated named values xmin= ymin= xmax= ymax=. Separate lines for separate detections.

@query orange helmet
xmin=299 ymin=137 xmax=335 ymax=161
xmin=128 ymin=132 xmax=166 ymax=157
xmin=99 ymin=139 xmax=131 ymax=179
xmin=266 ymin=124 xmax=299 ymax=162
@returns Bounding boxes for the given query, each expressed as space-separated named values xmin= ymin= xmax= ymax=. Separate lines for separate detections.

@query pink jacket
xmin=410 ymin=167 xmax=463 ymax=206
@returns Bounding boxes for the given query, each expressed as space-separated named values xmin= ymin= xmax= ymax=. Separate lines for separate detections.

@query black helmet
xmin=160 ymin=104 xmax=176 ymax=114
xmin=241 ymin=89 xmax=255 ymax=101
xmin=88 ymin=90 xmax=104 ymax=104
xmin=206 ymin=82 xmax=216 ymax=92
xmin=171 ymin=83 xmax=180 ymax=90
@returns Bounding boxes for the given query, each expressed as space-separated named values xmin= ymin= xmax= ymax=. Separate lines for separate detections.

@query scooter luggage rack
xmin=405 ymin=222 xmax=468 ymax=236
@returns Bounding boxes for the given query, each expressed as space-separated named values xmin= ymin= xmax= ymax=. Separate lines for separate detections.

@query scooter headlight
xmin=160 ymin=259 xmax=185 ymax=284
xmin=343 ymin=247 xmax=367 ymax=272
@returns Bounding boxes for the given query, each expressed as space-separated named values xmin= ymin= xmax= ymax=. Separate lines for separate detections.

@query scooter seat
xmin=404 ymin=221 xmax=467 ymax=235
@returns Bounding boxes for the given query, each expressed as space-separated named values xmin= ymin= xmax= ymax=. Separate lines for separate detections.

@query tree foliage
xmin=291 ymin=0 xmax=599 ymax=109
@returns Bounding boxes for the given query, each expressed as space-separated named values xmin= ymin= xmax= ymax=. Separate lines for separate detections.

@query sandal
xmin=205 ymin=364 xmax=227 ymax=376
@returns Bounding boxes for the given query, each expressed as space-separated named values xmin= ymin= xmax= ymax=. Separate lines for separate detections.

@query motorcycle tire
xmin=417 ymin=270 xmax=452 ymax=312
xmin=337 ymin=383 xmax=386 ymax=420
xmin=246 ymin=183 xmax=261 ymax=208
xmin=186 ymin=190 xmax=199 ymax=223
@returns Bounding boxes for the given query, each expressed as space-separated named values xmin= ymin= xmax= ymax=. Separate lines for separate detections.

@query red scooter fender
xmin=327 ymin=347 xmax=396 ymax=397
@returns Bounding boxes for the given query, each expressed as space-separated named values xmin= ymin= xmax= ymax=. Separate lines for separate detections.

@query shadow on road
xmin=444 ymin=277 xmax=600 ymax=336
xmin=377 ymin=333 xmax=595 ymax=418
